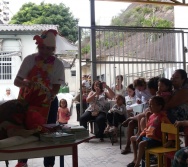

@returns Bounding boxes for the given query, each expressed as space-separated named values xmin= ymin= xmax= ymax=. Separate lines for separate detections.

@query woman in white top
xmin=111 ymin=75 xmax=127 ymax=97
xmin=80 ymin=80 xmax=115 ymax=141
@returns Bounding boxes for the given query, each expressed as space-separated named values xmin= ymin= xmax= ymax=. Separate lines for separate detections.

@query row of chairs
xmin=88 ymin=103 xmax=184 ymax=167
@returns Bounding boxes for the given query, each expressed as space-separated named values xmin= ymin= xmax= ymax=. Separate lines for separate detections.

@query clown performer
xmin=14 ymin=29 xmax=65 ymax=167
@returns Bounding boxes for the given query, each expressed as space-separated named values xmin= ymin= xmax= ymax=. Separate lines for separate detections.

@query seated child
xmin=125 ymin=84 xmax=136 ymax=117
xmin=57 ymin=98 xmax=70 ymax=124
xmin=127 ymin=96 xmax=174 ymax=167
xmin=104 ymin=94 xmax=127 ymax=142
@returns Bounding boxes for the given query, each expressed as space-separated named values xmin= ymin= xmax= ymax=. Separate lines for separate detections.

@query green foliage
xmin=111 ymin=5 xmax=174 ymax=28
xmin=164 ymin=5 xmax=174 ymax=10
xmin=10 ymin=2 xmax=78 ymax=42
xmin=142 ymin=17 xmax=173 ymax=27
xmin=81 ymin=44 xmax=90 ymax=55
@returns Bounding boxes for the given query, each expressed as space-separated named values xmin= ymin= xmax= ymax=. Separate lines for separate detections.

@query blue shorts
xmin=141 ymin=137 xmax=162 ymax=148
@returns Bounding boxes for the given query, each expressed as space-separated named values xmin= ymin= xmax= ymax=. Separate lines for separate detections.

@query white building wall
xmin=174 ymin=5 xmax=188 ymax=71
xmin=0 ymin=0 xmax=10 ymax=24
xmin=174 ymin=5 xmax=188 ymax=28
xmin=0 ymin=34 xmax=35 ymax=98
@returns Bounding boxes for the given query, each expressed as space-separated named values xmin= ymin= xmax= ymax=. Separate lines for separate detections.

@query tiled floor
xmin=0 ymin=104 xmax=133 ymax=167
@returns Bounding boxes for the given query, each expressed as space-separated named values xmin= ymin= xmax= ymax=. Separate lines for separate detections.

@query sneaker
xmin=15 ymin=162 xmax=28 ymax=167
xmin=104 ymin=125 xmax=110 ymax=134
xmin=109 ymin=126 xmax=117 ymax=133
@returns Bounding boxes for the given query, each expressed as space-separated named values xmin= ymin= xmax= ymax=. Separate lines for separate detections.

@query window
xmin=0 ymin=57 xmax=12 ymax=80
xmin=71 ymin=70 xmax=76 ymax=76
xmin=97 ymin=74 xmax=105 ymax=82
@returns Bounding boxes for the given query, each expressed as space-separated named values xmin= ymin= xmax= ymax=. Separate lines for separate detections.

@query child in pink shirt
xmin=57 ymin=98 xmax=70 ymax=124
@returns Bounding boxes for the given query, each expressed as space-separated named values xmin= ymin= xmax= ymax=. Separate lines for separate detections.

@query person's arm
xmin=135 ymin=89 xmax=142 ymax=104
xmin=14 ymin=76 xmax=33 ymax=88
xmin=66 ymin=108 xmax=71 ymax=118
xmin=51 ymin=84 xmax=61 ymax=97
xmin=86 ymin=91 xmax=97 ymax=103
xmin=174 ymin=120 xmax=188 ymax=127
xmin=165 ymin=89 xmax=188 ymax=110
xmin=103 ymin=82 xmax=115 ymax=99
xmin=14 ymin=55 xmax=34 ymax=88
xmin=73 ymin=94 xmax=80 ymax=103
xmin=51 ymin=60 xmax=65 ymax=99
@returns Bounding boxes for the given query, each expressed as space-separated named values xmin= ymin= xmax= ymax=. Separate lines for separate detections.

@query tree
xmin=10 ymin=2 xmax=78 ymax=42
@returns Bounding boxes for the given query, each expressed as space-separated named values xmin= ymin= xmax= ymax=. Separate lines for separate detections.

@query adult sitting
xmin=73 ymin=84 xmax=90 ymax=121
xmin=80 ymin=80 xmax=115 ymax=141
xmin=172 ymin=120 xmax=188 ymax=167
xmin=173 ymin=147 xmax=188 ymax=167
xmin=111 ymin=75 xmax=127 ymax=97
xmin=165 ymin=69 xmax=188 ymax=124
xmin=121 ymin=77 xmax=159 ymax=154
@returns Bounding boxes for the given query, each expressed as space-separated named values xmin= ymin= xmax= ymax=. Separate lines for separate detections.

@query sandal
xmin=121 ymin=148 xmax=131 ymax=154
xmin=127 ymin=162 xmax=135 ymax=167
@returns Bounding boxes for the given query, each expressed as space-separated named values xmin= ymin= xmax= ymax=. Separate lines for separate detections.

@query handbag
xmin=91 ymin=110 xmax=99 ymax=117
xmin=91 ymin=95 xmax=99 ymax=117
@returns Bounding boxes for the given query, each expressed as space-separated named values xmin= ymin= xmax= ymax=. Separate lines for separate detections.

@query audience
xmin=82 ymin=75 xmax=90 ymax=89
xmin=121 ymin=77 xmax=159 ymax=154
xmin=104 ymin=94 xmax=127 ymax=143
xmin=111 ymin=75 xmax=127 ymax=97
xmin=156 ymin=78 xmax=172 ymax=103
xmin=2 ymin=88 xmax=16 ymax=101
xmin=125 ymin=84 xmax=137 ymax=117
xmin=80 ymin=80 xmax=115 ymax=142
xmin=73 ymin=84 xmax=89 ymax=121
xmin=165 ymin=69 xmax=188 ymax=124
xmin=133 ymin=78 xmax=152 ymax=106
xmin=172 ymin=120 xmax=188 ymax=167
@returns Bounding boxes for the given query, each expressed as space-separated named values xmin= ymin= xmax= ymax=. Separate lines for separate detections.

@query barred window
xmin=0 ymin=57 xmax=12 ymax=80
xmin=71 ymin=70 xmax=76 ymax=76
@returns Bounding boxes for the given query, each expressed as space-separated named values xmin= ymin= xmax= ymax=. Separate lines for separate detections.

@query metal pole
xmin=90 ymin=0 xmax=97 ymax=81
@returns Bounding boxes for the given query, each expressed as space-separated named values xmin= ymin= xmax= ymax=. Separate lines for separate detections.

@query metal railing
xmin=79 ymin=26 xmax=188 ymax=87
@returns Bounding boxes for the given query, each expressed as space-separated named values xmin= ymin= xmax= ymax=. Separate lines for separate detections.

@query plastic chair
xmin=145 ymin=123 xmax=180 ymax=167
xmin=132 ymin=103 xmax=145 ymax=115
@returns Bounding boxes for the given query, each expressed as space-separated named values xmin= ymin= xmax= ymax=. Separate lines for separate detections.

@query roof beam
xmin=95 ymin=0 xmax=188 ymax=6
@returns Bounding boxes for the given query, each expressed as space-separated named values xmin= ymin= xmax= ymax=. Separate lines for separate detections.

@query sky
xmin=8 ymin=0 xmax=131 ymax=26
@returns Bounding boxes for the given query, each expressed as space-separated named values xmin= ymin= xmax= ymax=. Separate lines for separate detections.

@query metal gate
xmin=79 ymin=26 xmax=188 ymax=87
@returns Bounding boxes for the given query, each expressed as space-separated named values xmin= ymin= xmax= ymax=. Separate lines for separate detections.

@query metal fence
xmin=79 ymin=26 xmax=188 ymax=87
